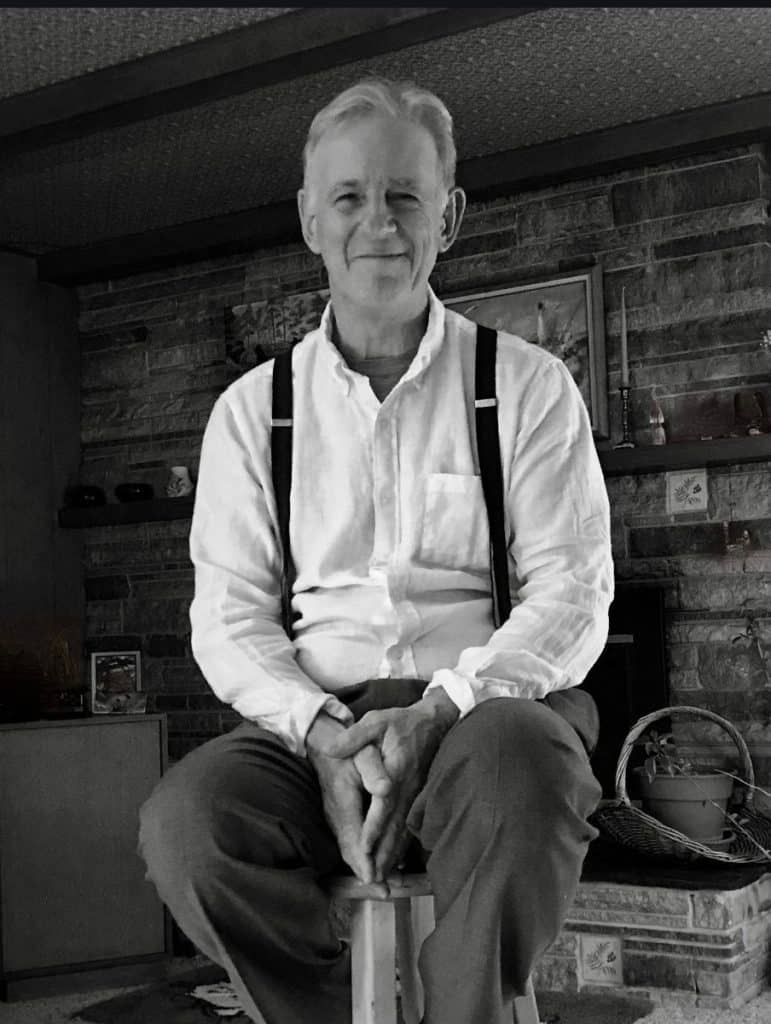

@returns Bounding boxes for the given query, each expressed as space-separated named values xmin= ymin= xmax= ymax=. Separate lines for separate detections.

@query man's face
xmin=298 ymin=113 xmax=462 ymax=320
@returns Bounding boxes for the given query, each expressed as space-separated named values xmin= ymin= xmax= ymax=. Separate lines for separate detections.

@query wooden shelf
xmin=597 ymin=435 xmax=771 ymax=476
xmin=57 ymin=437 xmax=771 ymax=528
xmin=58 ymin=496 xmax=194 ymax=528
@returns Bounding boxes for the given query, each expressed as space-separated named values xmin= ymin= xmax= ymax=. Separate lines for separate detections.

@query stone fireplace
xmin=74 ymin=143 xmax=771 ymax=788
xmin=69 ymin=143 xmax=771 ymax=1000
xmin=540 ymin=864 xmax=771 ymax=1008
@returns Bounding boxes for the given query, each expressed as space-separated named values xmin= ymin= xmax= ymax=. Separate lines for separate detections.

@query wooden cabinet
xmin=0 ymin=714 xmax=169 ymax=999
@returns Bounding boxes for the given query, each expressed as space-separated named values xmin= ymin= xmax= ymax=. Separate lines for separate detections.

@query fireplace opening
xmin=579 ymin=586 xmax=668 ymax=799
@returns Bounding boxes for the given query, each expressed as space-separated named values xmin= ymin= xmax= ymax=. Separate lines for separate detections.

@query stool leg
xmin=350 ymin=898 xmax=397 ymax=1024
xmin=394 ymin=895 xmax=434 ymax=1024
xmin=394 ymin=900 xmax=419 ymax=1024
xmin=512 ymin=975 xmax=540 ymax=1024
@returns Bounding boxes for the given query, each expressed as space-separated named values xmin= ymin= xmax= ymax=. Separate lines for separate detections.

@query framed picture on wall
xmin=225 ymin=289 xmax=330 ymax=375
xmin=443 ymin=265 xmax=609 ymax=438
xmin=90 ymin=650 xmax=146 ymax=714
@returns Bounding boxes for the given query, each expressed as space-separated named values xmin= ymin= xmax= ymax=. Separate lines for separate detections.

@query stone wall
xmin=77 ymin=144 xmax=771 ymax=773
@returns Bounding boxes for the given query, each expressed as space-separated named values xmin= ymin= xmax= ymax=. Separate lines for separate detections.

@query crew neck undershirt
xmin=345 ymin=347 xmax=419 ymax=402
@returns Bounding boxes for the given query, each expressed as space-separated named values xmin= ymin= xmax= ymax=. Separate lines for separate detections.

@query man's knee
xmin=452 ymin=696 xmax=584 ymax=763
xmin=432 ymin=696 xmax=601 ymax=818
xmin=139 ymin=728 xmax=281 ymax=888
xmin=138 ymin=747 xmax=223 ymax=890
xmin=138 ymin=727 xmax=333 ymax=896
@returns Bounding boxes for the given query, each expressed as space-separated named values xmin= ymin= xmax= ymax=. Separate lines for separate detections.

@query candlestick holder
xmin=614 ymin=385 xmax=636 ymax=449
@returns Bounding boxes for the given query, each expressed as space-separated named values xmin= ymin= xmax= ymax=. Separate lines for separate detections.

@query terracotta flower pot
xmin=634 ymin=768 xmax=735 ymax=841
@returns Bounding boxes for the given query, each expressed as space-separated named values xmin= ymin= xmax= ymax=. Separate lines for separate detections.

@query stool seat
xmin=328 ymin=872 xmax=540 ymax=1024
xmin=328 ymin=872 xmax=434 ymax=901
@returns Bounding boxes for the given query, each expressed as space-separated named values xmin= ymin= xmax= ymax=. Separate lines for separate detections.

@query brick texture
xmin=533 ymin=874 xmax=771 ymax=1008
xmin=76 ymin=146 xmax=771 ymax=781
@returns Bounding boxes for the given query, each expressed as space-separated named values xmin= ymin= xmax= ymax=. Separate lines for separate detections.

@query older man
xmin=139 ymin=78 xmax=613 ymax=1024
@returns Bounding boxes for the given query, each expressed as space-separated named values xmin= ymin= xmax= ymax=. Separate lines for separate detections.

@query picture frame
xmin=225 ymin=289 xmax=330 ymax=374
xmin=90 ymin=650 xmax=146 ymax=714
xmin=665 ymin=468 xmax=708 ymax=516
xmin=443 ymin=265 xmax=609 ymax=438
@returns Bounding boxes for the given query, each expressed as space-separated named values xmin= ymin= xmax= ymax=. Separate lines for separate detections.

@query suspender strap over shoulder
xmin=271 ymin=345 xmax=298 ymax=638
xmin=269 ymin=325 xmax=512 ymax=639
xmin=474 ymin=323 xmax=512 ymax=629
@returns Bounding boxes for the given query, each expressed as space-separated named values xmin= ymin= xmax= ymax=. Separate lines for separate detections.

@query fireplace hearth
xmin=536 ymin=839 xmax=771 ymax=1008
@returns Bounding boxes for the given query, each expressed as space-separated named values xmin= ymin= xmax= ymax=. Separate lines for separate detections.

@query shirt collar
xmin=314 ymin=286 xmax=447 ymax=393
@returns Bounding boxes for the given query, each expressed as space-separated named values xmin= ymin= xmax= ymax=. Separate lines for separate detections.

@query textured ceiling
xmin=0 ymin=7 xmax=292 ymax=98
xmin=1 ymin=7 xmax=770 ymax=261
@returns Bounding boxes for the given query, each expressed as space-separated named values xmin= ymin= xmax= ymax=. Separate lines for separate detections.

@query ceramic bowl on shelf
xmin=64 ymin=484 xmax=106 ymax=508
xmin=114 ymin=482 xmax=154 ymax=503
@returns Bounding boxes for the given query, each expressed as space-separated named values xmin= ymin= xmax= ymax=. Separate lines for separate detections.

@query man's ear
xmin=297 ymin=188 xmax=321 ymax=255
xmin=437 ymin=186 xmax=467 ymax=254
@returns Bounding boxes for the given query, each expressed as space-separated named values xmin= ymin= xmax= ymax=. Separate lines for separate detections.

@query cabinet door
xmin=0 ymin=718 xmax=166 ymax=971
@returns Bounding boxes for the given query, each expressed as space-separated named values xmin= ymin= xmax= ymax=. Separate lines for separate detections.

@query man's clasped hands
xmin=305 ymin=682 xmax=460 ymax=895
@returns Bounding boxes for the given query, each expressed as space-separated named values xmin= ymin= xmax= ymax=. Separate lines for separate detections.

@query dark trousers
xmin=138 ymin=687 xmax=602 ymax=1024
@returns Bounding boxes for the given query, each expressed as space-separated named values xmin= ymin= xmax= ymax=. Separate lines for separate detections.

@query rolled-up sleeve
xmin=189 ymin=385 xmax=353 ymax=755
xmin=427 ymin=358 xmax=614 ymax=713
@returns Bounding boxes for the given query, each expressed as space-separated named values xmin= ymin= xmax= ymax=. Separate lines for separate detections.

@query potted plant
xmin=633 ymin=729 xmax=735 ymax=844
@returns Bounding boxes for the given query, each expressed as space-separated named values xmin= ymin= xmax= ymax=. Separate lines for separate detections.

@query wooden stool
xmin=328 ymin=873 xmax=540 ymax=1024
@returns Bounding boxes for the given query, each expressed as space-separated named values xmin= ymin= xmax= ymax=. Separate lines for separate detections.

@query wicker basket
xmin=590 ymin=706 xmax=771 ymax=864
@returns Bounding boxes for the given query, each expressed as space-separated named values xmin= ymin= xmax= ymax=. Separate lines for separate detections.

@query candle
xmin=620 ymin=286 xmax=629 ymax=387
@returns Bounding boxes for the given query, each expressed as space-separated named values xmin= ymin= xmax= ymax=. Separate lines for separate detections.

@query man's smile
xmin=349 ymin=253 xmax=410 ymax=269
xmin=351 ymin=253 xmax=407 ymax=259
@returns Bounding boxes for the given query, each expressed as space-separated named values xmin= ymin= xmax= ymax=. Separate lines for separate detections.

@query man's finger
xmin=361 ymin=792 xmax=394 ymax=857
xmin=326 ymin=719 xmax=383 ymax=758
xmin=318 ymin=765 xmax=374 ymax=882
xmin=335 ymin=810 xmax=375 ymax=885
xmin=339 ymin=843 xmax=372 ymax=885
xmin=374 ymin=818 xmax=411 ymax=881
xmin=354 ymin=745 xmax=392 ymax=797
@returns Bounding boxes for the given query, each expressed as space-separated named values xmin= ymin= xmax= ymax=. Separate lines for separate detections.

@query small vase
xmin=167 ymin=465 xmax=194 ymax=498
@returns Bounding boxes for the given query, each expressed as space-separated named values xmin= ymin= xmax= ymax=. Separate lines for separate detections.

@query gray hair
xmin=302 ymin=77 xmax=457 ymax=191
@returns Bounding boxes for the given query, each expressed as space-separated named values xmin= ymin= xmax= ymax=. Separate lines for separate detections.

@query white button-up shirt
xmin=190 ymin=288 xmax=614 ymax=756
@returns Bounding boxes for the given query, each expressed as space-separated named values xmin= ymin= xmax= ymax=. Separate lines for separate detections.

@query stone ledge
xmin=535 ymin=873 xmax=771 ymax=1009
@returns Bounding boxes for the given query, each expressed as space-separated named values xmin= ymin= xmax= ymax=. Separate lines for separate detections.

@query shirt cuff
xmin=424 ymin=668 xmax=478 ymax=718
xmin=294 ymin=692 xmax=354 ymax=758
xmin=322 ymin=694 xmax=356 ymax=727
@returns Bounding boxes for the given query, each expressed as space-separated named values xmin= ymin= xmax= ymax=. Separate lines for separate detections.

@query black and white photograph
xmin=1 ymin=8 xmax=771 ymax=1024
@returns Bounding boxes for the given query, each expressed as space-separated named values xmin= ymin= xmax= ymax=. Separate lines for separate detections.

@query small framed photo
xmin=90 ymin=650 xmax=146 ymax=714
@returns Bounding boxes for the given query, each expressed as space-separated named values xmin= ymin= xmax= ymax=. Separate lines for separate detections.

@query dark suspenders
xmin=270 ymin=322 xmax=512 ymax=638
xmin=270 ymin=344 xmax=298 ymax=638
xmin=474 ymin=324 xmax=513 ymax=628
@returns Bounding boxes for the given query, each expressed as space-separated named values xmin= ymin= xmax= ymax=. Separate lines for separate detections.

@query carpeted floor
xmin=66 ymin=977 xmax=771 ymax=1024
xmin=69 ymin=970 xmax=655 ymax=1024
xmin=0 ymin=957 xmax=769 ymax=1024
xmin=70 ymin=962 xmax=228 ymax=1023
xmin=65 ymin=966 xmax=771 ymax=1024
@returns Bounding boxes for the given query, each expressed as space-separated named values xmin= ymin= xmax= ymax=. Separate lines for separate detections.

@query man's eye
xmin=392 ymin=193 xmax=419 ymax=204
xmin=335 ymin=193 xmax=358 ymax=205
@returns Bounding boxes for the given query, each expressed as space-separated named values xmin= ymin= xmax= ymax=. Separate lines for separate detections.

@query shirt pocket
xmin=418 ymin=473 xmax=490 ymax=573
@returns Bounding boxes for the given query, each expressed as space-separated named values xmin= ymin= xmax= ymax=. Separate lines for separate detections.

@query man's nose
xmin=363 ymin=196 xmax=397 ymax=234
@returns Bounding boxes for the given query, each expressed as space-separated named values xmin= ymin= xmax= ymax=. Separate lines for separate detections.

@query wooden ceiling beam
xmin=0 ymin=8 xmax=535 ymax=156
xmin=459 ymin=90 xmax=771 ymax=197
xmin=37 ymin=89 xmax=771 ymax=287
